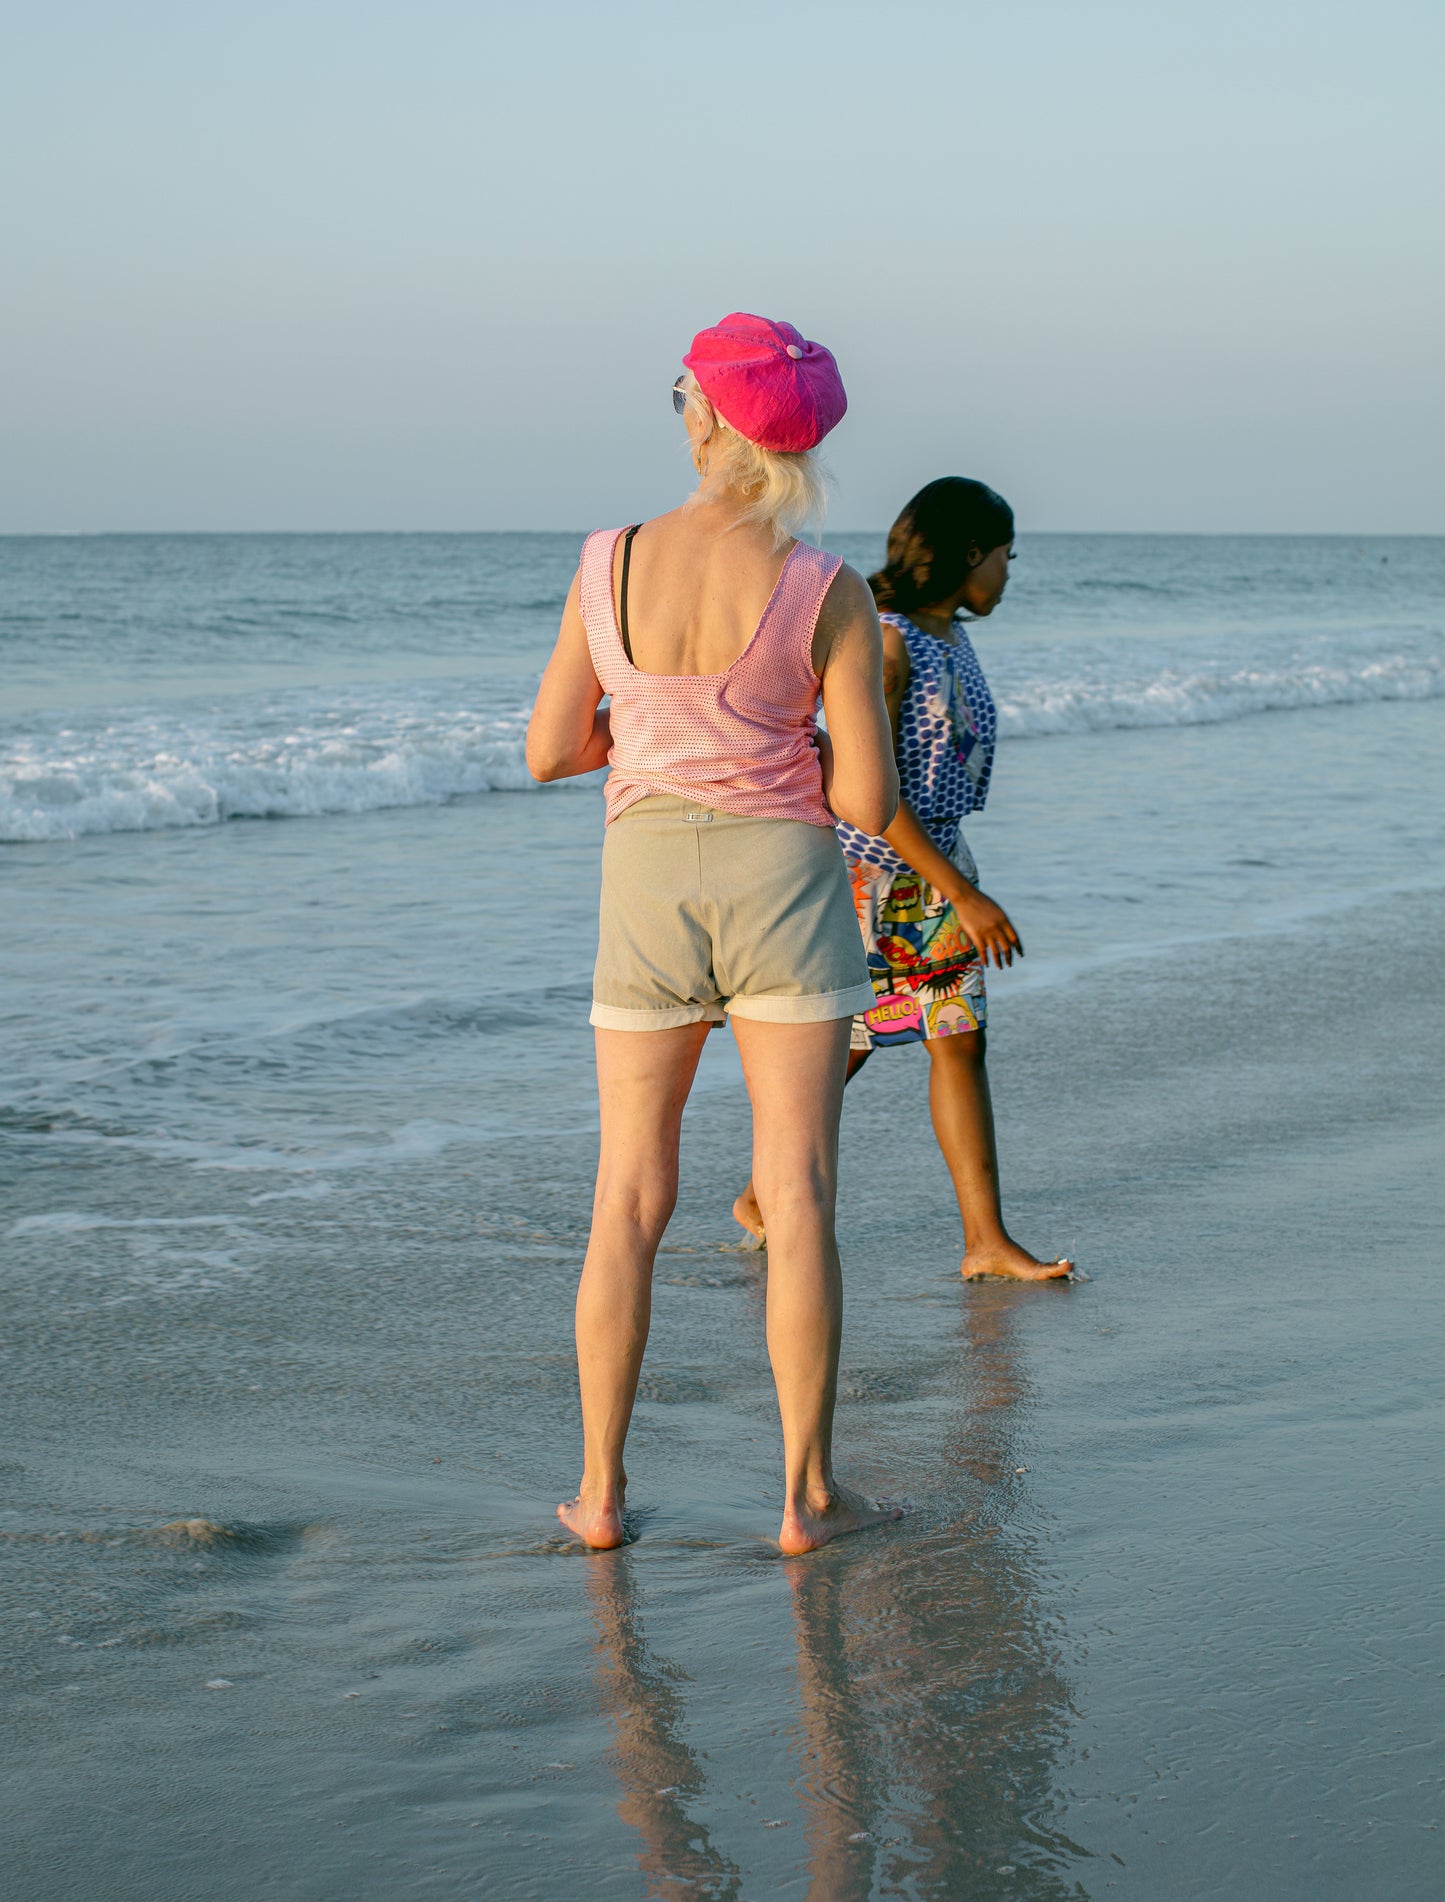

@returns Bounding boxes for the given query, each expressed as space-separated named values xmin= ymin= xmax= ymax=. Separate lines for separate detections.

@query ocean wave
xmin=0 ymin=698 xmax=554 ymax=842
xmin=2 ymin=642 xmax=1439 ymax=843
xmin=997 ymin=647 xmax=1444 ymax=735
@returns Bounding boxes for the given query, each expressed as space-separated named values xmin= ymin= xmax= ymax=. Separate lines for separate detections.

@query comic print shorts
xmin=846 ymin=835 xmax=987 ymax=1053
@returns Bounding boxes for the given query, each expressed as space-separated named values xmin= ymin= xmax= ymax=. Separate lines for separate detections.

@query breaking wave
xmin=3 ymin=635 xmax=1440 ymax=843
xmin=996 ymin=644 xmax=1443 ymax=735
xmin=1 ymin=688 xmax=550 ymax=842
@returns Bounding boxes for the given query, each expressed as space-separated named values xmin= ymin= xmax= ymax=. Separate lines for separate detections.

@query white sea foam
xmin=2 ymin=635 xmax=1439 ymax=842
xmin=996 ymin=647 xmax=1444 ymax=735
xmin=0 ymin=689 xmax=545 ymax=842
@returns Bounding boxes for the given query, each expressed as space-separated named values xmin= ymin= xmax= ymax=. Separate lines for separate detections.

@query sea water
xmin=2 ymin=534 xmax=1441 ymax=1900
xmin=2 ymin=534 xmax=1438 ymax=839
xmin=2 ymin=533 xmax=1438 ymax=1167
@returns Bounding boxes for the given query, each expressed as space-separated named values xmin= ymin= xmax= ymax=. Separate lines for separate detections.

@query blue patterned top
xmin=837 ymin=612 xmax=997 ymax=872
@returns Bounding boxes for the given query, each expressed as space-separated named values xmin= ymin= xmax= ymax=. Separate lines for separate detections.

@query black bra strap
xmin=618 ymin=523 xmax=642 ymax=665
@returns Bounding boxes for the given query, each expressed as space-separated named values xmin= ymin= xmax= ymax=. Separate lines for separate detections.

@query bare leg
xmin=926 ymin=1031 xmax=1071 ymax=1280
xmin=732 ymin=1046 xmax=871 ymax=1241
xmin=558 ymin=1022 xmax=711 ymax=1548
xmin=731 ymin=1017 xmax=901 ymax=1555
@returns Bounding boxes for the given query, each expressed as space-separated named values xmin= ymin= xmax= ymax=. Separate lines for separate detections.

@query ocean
xmin=2 ymin=532 xmax=1441 ymax=1899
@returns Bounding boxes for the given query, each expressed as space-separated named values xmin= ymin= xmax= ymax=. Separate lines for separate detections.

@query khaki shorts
xmin=591 ymin=795 xmax=876 ymax=1031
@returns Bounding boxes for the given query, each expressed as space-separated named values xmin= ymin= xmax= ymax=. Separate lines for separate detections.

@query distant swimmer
xmin=526 ymin=313 xmax=904 ymax=1554
xmin=733 ymin=479 xmax=1073 ymax=1282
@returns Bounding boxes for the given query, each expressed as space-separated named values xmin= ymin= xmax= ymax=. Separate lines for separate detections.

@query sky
xmin=1 ymin=0 xmax=1441 ymax=533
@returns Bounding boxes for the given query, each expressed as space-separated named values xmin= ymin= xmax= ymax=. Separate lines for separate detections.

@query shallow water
xmin=2 ymin=537 xmax=1442 ymax=1897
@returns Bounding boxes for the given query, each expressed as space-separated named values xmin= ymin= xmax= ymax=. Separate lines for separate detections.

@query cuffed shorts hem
xmin=592 ymin=797 xmax=870 ymax=1033
xmin=589 ymin=1000 xmax=726 ymax=1031
xmin=725 ymin=983 xmax=879 ymax=1024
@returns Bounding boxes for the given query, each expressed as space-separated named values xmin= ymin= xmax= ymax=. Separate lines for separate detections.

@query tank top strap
xmin=745 ymin=542 xmax=844 ymax=681
xmin=577 ymin=526 xmax=629 ymax=687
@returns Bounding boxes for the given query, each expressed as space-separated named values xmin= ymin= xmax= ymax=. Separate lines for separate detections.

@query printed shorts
xmin=592 ymin=796 xmax=876 ymax=1031
xmin=847 ymin=836 xmax=987 ymax=1052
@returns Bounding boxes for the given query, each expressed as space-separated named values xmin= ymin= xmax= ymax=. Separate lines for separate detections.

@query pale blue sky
xmin=2 ymin=0 xmax=1441 ymax=531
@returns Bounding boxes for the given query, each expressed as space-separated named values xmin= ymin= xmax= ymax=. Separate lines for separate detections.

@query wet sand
xmin=4 ymin=904 xmax=1440 ymax=1898
xmin=3 ymin=710 xmax=1442 ymax=1899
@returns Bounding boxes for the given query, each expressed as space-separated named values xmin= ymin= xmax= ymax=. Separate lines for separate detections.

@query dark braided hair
xmin=869 ymin=477 xmax=1015 ymax=614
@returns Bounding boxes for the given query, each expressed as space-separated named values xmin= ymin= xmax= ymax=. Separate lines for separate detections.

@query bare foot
xmin=778 ymin=1484 xmax=903 ymax=1557
xmin=961 ymin=1239 xmax=1073 ymax=1282
xmin=731 ymin=1183 xmax=766 ymax=1248
xmin=557 ymin=1477 xmax=627 ymax=1550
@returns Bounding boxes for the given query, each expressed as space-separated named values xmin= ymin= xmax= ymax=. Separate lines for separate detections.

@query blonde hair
xmin=678 ymin=376 xmax=829 ymax=546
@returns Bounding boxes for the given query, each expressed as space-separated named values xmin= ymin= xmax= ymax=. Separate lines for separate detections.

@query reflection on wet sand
xmin=785 ymin=1283 xmax=1089 ymax=1898
xmin=583 ymin=1285 xmax=1086 ymax=1898
xmin=785 ymin=1557 xmax=883 ymax=1901
xmin=584 ymin=1556 xmax=743 ymax=1901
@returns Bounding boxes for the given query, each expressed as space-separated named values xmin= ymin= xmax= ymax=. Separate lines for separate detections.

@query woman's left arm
xmin=525 ymin=574 xmax=612 ymax=781
xmin=815 ymin=567 xmax=899 ymax=836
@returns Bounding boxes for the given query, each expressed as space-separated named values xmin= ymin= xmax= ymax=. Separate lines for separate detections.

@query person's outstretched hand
xmin=946 ymin=883 xmax=1023 ymax=968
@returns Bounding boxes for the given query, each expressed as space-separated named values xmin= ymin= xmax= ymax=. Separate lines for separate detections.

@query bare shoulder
xmin=629 ymin=503 xmax=686 ymax=540
xmin=820 ymin=560 xmax=877 ymax=624
xmin=878 ymin=613 xmax=910 ymax=699
xmin=876 ymin=611 xmax=909 ymax=660
xmin=814 ymin=561 xmax=882 ymax=672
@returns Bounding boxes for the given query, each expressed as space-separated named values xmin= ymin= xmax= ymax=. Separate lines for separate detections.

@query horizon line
xmin=2 ymin=527 xmax=1440 ymax=541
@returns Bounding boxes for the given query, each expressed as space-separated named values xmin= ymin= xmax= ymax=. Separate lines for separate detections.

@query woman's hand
xmin=871 ymin=797 xmax=1022 ymax=968
xmin=943 ymin=881 xmax=1023 ymax=968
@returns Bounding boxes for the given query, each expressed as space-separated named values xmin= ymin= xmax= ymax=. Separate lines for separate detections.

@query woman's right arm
xmin=815 ymin=567 xmax=899 ymax=837
xmin=525 ymin=574 xmax=613 ymax=781
xmin=880 ymin=800 xmax=1022 ymax=967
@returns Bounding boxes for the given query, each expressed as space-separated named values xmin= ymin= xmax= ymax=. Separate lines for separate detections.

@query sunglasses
xmin=672 ymin=375 xmax=688 ymax=416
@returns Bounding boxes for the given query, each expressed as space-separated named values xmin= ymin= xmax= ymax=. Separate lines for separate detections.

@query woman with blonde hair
xmin=526 ymin=313 xmax=901 ymax=1554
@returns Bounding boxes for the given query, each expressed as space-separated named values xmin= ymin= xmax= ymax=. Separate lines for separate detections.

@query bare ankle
xmin=785 ymin=1469 xmax=835 ymax=1515
xmin=579 ymin=1467 xmax=626 ymax=1502
xmin=778 ymin=1481 xmax=904 ymax=1554
xmin=961 ymin=1221 xmax=1008 ymax=1253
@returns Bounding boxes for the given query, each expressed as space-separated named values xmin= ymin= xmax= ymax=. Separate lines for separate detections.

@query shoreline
xmin=3 ymin=885 xmax=1440 ymax=1898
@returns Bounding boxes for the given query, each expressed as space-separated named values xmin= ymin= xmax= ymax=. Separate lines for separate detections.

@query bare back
xmin=610 ymin=505 xmax=798 ymax=677
xmin=527 ymin=500 xmax=898 ymax=839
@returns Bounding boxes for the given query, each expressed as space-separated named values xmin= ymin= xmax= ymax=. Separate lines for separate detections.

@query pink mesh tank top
xmin=578 ymin=526 xmax=844 ymax=827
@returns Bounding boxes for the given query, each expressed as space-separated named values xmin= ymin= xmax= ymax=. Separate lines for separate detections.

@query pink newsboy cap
xmin=682 ymin=312 xmax=847 ymax=454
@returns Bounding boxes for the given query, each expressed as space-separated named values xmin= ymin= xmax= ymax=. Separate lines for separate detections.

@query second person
xmin=735 ymin=477 xmax=1072 ymax=1282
